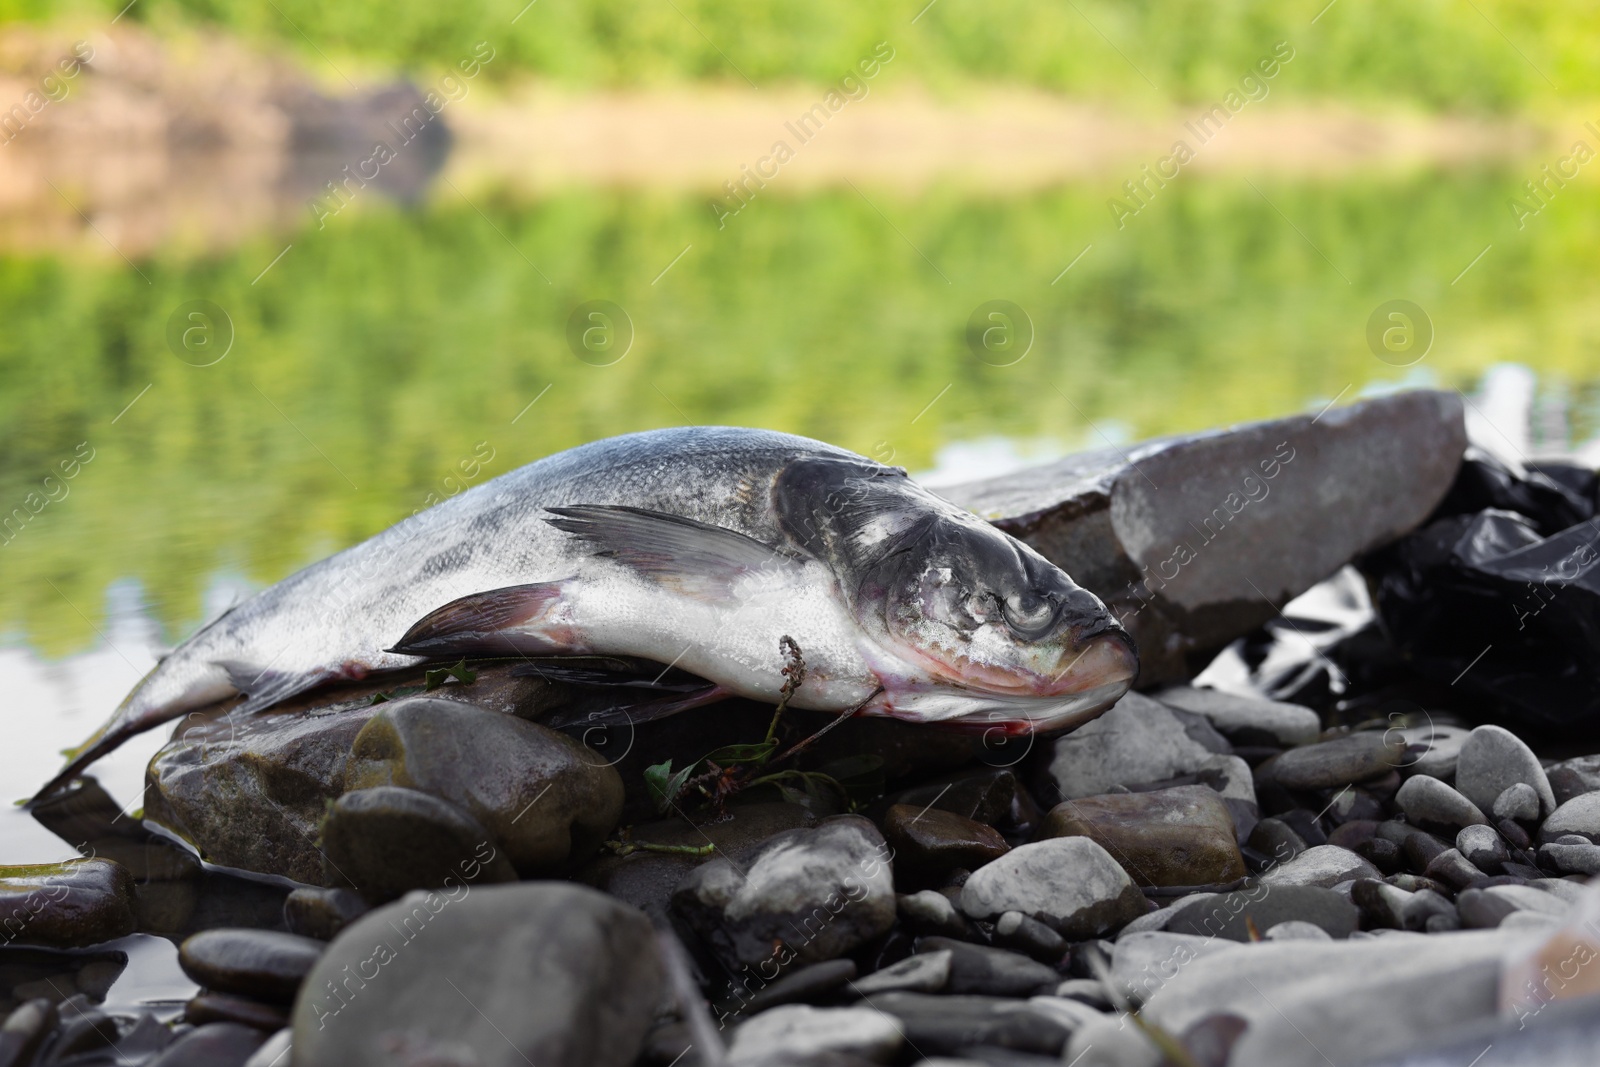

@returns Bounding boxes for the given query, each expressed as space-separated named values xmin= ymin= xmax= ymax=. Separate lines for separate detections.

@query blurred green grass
xmin=6 ymin=0 xmax=1597 ymax=110
xmin=3 ymin=173 xmax=1598 ymax=652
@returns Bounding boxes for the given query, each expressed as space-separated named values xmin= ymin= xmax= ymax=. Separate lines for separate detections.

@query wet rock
xmin=1394 ymin=775 xmax=1488 ymax=831
xmin=958 ymin=838 xmax=1144 ymax=939
xmin=723 ymin=959 xmax=857 ymax=1016
xmin=896 ymin=890 xmax=967 ymax=938
xmin=144 ymin=698 xmax=384 ymax=884
xmin=343 ymin=696 xmax=623 ymax=875
xmin=178 ymin=929 xmax=324 ymax=1004
xmin=1166 ymin=885 xmax=1359 ymax=941
xmin=185 ymin=991 xmax=291 ymax=1031
xmin=0 ymin=998 xmax=56 ymax=1067
xmin=884 ymin=768 xmax=1035 ymax=834
xmin=319 ymin=786 xmax=517 ymax=902
xmin=1257 ymin=731 xmax=1404 ymax=791
xmin=1247 ymin=818 xmax=1307 ymax=865
xmin=1035 ymin=693 xmax=1257 ymax=841
xmin=1540 ymin=792 xmax=1600 ymax=843
xmin=881 ymin=804 xmax=1008 ymax=886
xmin=1151 ymin=686 xmax=1320 ymax=746
xmin=726 ymin=1004 xmax=902 ymax=1065
xmin=0 ymin=859 xmax=135 ymax=948
xmin=1041 ymin=786 xmax=1244 ymax=888
xmin=915 ymin=937 xmax=1060 ymax=996
xmin=852 ymin=951 xmax=950 ymax=995
xmin=1497 ymin=816 xmax=1533 ymax=851
xmin=142 ymin=665 xmax=591 ymax=884
xmin=860 ymin=992 xmax=1072 ymax=1057
xmin=673 ymin=815 xmax=895 ymax=971
xmin=1454 ymin=725 xmax=1557 ymax=819
xmin=148 ymin=1022 xmax=268 ymax=1066
xmin=1493 ymin=782 xmax=1542 ymax=823
xmin=292 ymin=883 xmax=662 ymax=1067
xmin=1257 ymin=845 xmax=1379 ymax=889
xmin=1456 ymin=825 xmax=1509 ymax=873
xmin=937 ymin=390 xmax=1467 ymax=686
xmin=579 ymin=801 xmax=816 ymax=929
xmin=283 ymin=887 xmax=369 ymax=941
xmin=993 ymin=912 xmax=1067 ymax=962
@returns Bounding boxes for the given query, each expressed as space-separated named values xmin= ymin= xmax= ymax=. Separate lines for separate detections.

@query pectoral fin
xmin=545 ymin=504 xmax=802 ymax=599
xmin=388 ymin=580 xmax=581 ymax=658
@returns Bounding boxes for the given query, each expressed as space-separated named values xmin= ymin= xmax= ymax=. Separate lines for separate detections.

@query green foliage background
xmin=6 ymin=0 xmax=1597 ymax=110
xmin=3 ymin=175 xmax=1598 ymax=651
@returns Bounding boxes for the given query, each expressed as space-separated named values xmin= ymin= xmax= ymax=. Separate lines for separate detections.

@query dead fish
xmin=32 ymin=427 xmax=1135 ymax=802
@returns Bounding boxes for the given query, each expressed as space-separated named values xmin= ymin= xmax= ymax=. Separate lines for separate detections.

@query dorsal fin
xmin=545 ymin=504 xmax=802 ymax=598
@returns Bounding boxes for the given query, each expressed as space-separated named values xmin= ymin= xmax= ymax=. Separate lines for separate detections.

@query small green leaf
xmin=368 ymin=692 xmax=391 ymax=705
xmin=704 ymin=741 xmax=777 ymax=766
xmin=424 ymin=658 xmax=478 ymax=691
xmin=645 ymin=760 xmax=696 ymax=815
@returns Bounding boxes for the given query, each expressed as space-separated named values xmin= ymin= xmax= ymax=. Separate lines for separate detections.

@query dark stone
xmin=1326 ymin=821 xmax=1378 ymax=851
xmin=292 ymin=883 xmax=664 ymax=1067
xmin=0 ymin=998 xmax=56 ymax=1067
xmin=1355 ymin=837 xmax=1403 ymax=875
xmin=178 ymin=928 xmax=324 ymax=1005
xmin=184 ymin=990 xmax=290 ymax=1031
xmin=1041 ymin=786 xmax=1244 ymax=888
xmin=992 ymin=911 xmax=1067 ymax=963
xmin=0 ymin=859 xmax=136 ymax=948
xmin=577 ymin=802 xmax=816 ymax=929
xmin=882 ymin=804 xmax=1009 ymax=886
xmin=48 ymin=1006 xmax=120 ymax=1059
xmin=1247 ymin=819 xmax=1306 ymax=865
xmin=861 ymin=992 xmax=1072 ymax=1057
xmin=1257 ymin=732 xmax=1405 ymax=792
xmin=1547 ymin=766 xmax=1592 ymax=807
xmin=885 ymin=768 xmax=1035 ymax=832
xmin=1276 ymin=810 xmax=1328 ymax=847
xmin=915 ymin=937 xmax=1060 ymax=996
xmin=1166 ymin=885 xmax=1359 ymax=941
xmin=936 ymin=390 xmax=1466 ymax=685
xmin=1400 ymin=828 xmax=1454 ymax=873
xmin=319 ymin=786 xmax=517 ymax=902
xmin=1424 ymin=848 xmax=1491 ymax=891
xmin=720 ymin=959 xmax=857 ymax=1016
xmin=147 ymin=1022 xmax=267 ymax=1067
xmin=141 ymin=664 xmax=589 ymax=884
xmin=673 ymin=816 xmax=895 ymax=972
xmin=343 ymin=696 xmax=624 ymax=875
xmin=284 ymin=887 xmax=370 ymax=941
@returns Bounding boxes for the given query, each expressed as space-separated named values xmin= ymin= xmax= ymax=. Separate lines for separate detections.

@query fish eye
xmin=1002 ymin=592 xmax=1055 ymax=638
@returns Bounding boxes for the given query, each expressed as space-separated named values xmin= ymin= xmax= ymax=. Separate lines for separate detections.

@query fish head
xmin=857 ymin=508 xmax=1137 ymax=732
xmin=775 ymin=453 xmax=1136 ymax=733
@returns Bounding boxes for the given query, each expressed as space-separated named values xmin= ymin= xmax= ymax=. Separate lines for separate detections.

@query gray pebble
xmin=1540 ymin=792 xmax=1600 ymax=844
xmin=1395 ymin=775 xmax=1488 ymax=830
xmin=1492 ymin=782 xmax=1540 ymax=823
xmin=1456 ymin=824 xmax=1509 ymax=873
xmin=852 ymin=950 xmax=951 ymax=996
xmin=1264 ymin=920 xmax=1333 ymax=941
xmin=1454 ymin=725 xmax=1557 ymax=818
xmin=1541 ymin=841 xmax=1600 ymax=875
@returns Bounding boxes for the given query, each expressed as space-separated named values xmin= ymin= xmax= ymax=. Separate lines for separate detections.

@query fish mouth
xmin=865 ymin=630 xmax=1138 ymax=735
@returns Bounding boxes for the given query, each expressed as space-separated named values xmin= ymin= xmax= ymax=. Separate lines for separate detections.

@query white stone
xmin=1151 ymin=686 xmax=1321 ymax=746
xmin=726 ymin=1004 xmax=902 ymax=1065
xmin=1257 ymin=845 xmax=1379 ymax=889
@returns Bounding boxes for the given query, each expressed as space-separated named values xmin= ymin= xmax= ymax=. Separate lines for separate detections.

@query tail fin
xmin=26 ymin=660 xmax=233 ymax=808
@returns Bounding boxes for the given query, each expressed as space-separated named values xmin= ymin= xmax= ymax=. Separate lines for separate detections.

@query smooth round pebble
xmin=1395 ymin=775 xmax=1487 ymax=830
xmin=1492 ymin=782 xmax=1540 ymax=823
xmin=1454 ymin=726 xmax=1556 ymax=819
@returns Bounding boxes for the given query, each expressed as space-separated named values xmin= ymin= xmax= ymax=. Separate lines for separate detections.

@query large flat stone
xmin=937 ymin=390 xmax=1465 ymax=684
